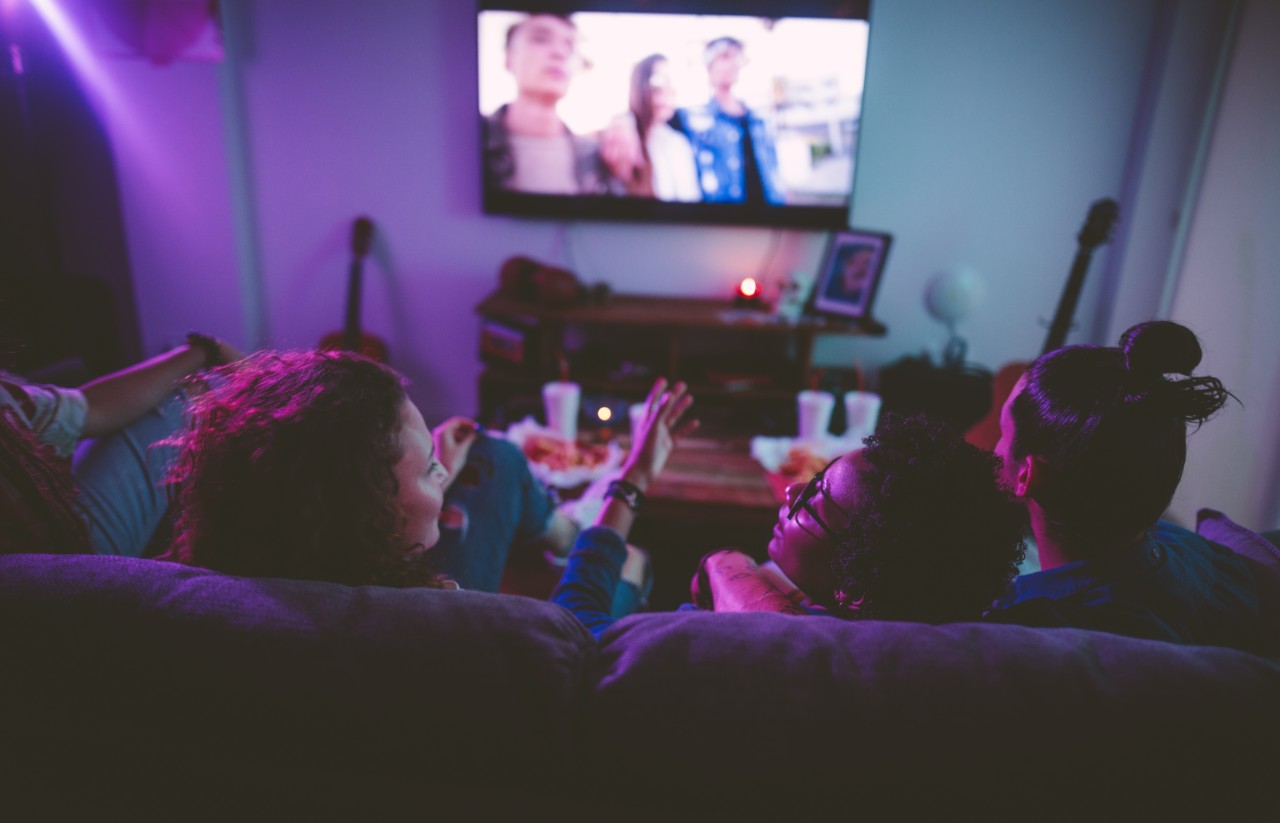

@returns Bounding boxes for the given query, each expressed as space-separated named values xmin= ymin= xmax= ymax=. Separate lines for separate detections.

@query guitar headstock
xmin=1077 ymin=198 xmax=1119 ymax=250
xmin=351 ymin=216 xmax=375 ymax=259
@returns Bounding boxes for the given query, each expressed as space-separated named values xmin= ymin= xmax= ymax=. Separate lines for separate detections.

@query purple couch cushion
xmin=0 ymin=553 xmax=593 ymax=783
xmin=587 ymin=610 xmax=1280 ymax=815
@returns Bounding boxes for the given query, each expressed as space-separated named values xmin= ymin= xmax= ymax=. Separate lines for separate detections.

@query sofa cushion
xmin=0 ymin=553 xmax=594 ymax=785
xmin=585 ymin=611 xmax=1280 ymax=816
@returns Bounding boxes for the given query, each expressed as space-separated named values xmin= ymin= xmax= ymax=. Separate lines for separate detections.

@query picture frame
xmin=809 ymin=228 xmax=893 ymax=321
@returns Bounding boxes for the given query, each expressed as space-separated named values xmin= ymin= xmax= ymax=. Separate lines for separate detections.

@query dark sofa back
xmin=0 ymin=554 xmax=593 ymax=788
xmin=2 ymin=552 xmax=1277 ymax=817
xmin=587 ymin=610 xmax=1280 ymax=816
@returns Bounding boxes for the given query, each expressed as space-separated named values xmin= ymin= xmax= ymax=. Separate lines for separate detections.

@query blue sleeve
xmin=551 ymin=526 xmax=627 ymax=639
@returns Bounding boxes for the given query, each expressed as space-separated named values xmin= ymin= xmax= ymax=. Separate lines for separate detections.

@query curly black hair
xmin=166 ymin=350 xmax=448 ymax=589
xmin=830 ymin=414 xmax=1026 ymax=623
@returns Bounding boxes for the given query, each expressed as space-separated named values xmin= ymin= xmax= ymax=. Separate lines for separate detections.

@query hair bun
xmin=1120 ymin=321 xmax=1202 ymax=377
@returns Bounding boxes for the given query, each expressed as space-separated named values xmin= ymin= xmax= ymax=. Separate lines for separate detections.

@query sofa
xmin=3 ymin=517 xmax=1278 ymax=818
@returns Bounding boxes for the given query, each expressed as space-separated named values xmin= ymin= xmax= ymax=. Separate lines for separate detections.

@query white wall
xmin=826 ymin=0 xmax=1160 ymax=369
xmin=1168 ymin=0 xmax=1280 ymax=531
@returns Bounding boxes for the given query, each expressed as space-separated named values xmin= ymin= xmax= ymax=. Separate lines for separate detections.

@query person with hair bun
xmin=986 ymin=320 xmax=1262 ymax=650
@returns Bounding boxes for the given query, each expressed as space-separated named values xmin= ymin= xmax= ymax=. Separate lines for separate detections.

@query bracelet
xmin=604 ymin=479 xmax=645 ymax=513
xmin=185 ymin=331 xmax=223 ymax=368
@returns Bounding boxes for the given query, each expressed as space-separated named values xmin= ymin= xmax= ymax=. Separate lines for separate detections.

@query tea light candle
xmin=735 ymin=277 xmax=764 ymax=309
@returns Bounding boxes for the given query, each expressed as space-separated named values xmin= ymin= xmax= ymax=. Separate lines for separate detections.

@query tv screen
xmin=479 ymin=0 xmax=872 ymax=229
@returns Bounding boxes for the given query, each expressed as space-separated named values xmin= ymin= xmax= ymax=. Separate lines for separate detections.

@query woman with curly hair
xmin=690 ymin=414 xmax=1027 ymax=624
xmin=165 ymin=350 xmax=450 ymax=586
xmin=166 ymin=350 xmax=654 ymax=602
xmin=984 ymin=320 xmax=1262 ymax=649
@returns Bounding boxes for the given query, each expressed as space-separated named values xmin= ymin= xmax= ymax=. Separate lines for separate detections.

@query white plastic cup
xmin=542 ymin=381 xmax=581 ymax=441
xmin=796 ymin=390 xmax=836 ymax=441
xmin=843 ymin=390 xmax=882 ymax=442
xmin=628 ymin=403 xmax=648 ymax=437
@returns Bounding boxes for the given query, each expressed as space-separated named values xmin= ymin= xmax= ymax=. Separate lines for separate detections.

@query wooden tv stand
xmin=474 ymin=289 xmax=885 ymax=437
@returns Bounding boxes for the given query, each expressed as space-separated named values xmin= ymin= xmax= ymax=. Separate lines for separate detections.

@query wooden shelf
xmin=476 ymin=291 xmax=887 ymax=336
xmin=480 ymin=368 xmax=800 ymax=401
xmin=474 ymin=288 xmax=887 ymax=435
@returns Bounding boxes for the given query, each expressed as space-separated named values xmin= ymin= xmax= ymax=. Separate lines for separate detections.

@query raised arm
xmin=694 ymin=550 xmax=809 ymax=615
xmin=79 ymin=335 xmax=242 ymax=437
xmin=552 ymin=378 xmax=698 ymax=636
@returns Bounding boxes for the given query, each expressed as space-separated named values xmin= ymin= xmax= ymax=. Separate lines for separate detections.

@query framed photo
xmin=809 ymin=229 xmax=893 ymax=321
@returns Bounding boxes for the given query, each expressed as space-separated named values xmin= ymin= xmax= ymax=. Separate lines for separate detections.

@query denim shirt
xmin=676 ymin=99 xmax=784 ymax=205
xmin=985 ymin=521 xmax=1261 ymax=651
xmin=551 ymin=526 xmax=629 ymax=639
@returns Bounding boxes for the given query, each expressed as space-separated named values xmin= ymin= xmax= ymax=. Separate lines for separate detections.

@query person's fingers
xmin=657 ymin=382 xmax=686 ymax=420
xmin=665 ymin=390 xmax=694 ymax=426
xmin=644 ymin=377 xmax=667 ymax=416
xmin=644 ymin=378 xmax=665 ymax=411
xmin=674 ymin=418 xmax=700 ymax=439
xmin=444 ymin=418 xmax=479 ymax=444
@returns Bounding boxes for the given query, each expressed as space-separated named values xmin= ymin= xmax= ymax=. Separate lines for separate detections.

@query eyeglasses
xmin=787 ymin=463 xmax=838 ymax=538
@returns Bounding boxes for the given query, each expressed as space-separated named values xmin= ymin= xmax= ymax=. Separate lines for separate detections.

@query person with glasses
xmin=694 ymin=414 xmax=1027 ymax=623
xmin=554 ymin=412 xmax=1026 ymax=636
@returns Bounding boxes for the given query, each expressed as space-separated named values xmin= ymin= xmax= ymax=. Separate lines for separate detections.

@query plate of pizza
xmin=501 ymin=417 xmax=624 ymax=489
xmin=750 ymin=434 xmax=864 ymax=502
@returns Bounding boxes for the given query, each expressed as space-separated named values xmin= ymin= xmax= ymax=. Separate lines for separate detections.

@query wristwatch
xmin=185 ymin=331 xmax=223 ymax=368
xmin=604 ymin=478 xmax=645 ymax=513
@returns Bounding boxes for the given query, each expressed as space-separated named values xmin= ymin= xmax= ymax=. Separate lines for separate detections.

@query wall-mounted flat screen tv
xmin=479 ymin=0 xmax=872 ymax=229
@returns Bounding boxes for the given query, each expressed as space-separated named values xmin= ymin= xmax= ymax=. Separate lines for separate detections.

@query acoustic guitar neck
xmin=1041 ymin=198 xmax=1119 ymax=356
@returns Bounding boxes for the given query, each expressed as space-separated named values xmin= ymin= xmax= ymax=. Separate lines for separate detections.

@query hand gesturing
xmin=622 ymin=378 xmax=699 ymax=491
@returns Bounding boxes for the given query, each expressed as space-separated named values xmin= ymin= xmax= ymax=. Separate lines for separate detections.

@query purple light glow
xmin=28 ymin=0 xmax=164 ymax=173
xmin=31 ymin=0 xmax=121 ymax=105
